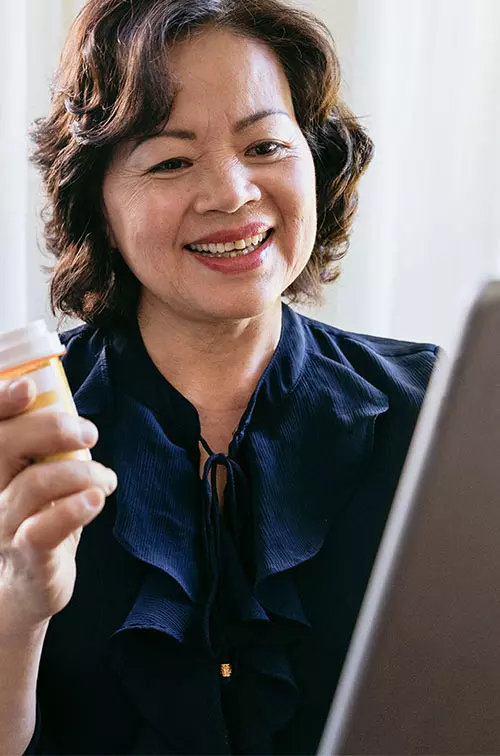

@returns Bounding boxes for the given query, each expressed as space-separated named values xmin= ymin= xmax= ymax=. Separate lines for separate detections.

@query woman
xmin=0 ymin=0 xmax=439 ymax=753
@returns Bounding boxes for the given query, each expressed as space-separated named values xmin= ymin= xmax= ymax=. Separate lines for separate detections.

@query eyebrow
xmin=234 ymin=108 xmax=291 ymax=133
xmin=131 ymin=109 xmax=292 ymax=152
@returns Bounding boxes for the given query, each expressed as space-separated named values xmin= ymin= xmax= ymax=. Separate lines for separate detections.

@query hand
xmin=0 ymin=377 xmax=117 ymax=636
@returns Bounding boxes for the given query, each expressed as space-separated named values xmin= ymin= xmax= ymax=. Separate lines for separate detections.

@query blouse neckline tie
xmin=199 ymin=435 xmax=248 ymax=652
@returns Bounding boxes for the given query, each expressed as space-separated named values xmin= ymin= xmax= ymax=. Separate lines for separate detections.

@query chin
xmin=192 ymin=292 xmax=280 ymax=323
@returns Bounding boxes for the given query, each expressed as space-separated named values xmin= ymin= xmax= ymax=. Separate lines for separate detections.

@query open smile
xmin=185 ymin=229 xmax=274 ymax=274
xmin=185 ymin=229 xmax=273 ymax=259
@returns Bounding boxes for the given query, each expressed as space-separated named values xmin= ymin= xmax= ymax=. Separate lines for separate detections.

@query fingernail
xmin=104 ymin=469 xmax=118 ymax=495
xmin=81 ymin=490 xmax=103 ymax=510
xmin=78 ymin=418 xmax=98 ymax=445
xmin=8 ymin=378 xmax=33 ymax=402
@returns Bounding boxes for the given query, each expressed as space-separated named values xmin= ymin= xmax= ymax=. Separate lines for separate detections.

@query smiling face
xmin=101 ymin=26 xmax=317 ymax=325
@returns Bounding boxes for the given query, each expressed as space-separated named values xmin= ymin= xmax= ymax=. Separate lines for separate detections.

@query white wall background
xmin=302 ymin=0 xmax=500 ymax=352
xmin=1 ymin=0 xmax=499 ymax=353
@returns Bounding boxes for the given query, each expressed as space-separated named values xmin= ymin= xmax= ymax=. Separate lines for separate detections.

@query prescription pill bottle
xmin=0 ymin=320 xmax=91 ymax=463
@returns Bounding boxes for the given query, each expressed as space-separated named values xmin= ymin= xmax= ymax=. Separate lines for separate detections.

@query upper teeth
xmin=188 ymin=232 xmax=267 ymax=253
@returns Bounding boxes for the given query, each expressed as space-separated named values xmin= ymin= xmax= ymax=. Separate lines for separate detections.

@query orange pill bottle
xmin=0 ymin=320 xmax=91 ymax=463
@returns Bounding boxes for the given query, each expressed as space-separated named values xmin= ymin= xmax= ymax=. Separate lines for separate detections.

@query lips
xmin=189 ymin=228 xmax=274 ymax=274
xmin=186 ymin=223 xmax=273 ymax=246
xmin=187 ymin=229 xmax=273 ymax=257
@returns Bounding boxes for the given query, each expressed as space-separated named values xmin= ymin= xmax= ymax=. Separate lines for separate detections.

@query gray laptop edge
xmin=319 ymin=280 xmax=500 ymax=755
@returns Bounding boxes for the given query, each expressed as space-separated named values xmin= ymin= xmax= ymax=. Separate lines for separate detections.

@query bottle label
xmin=0 ymin=357 xmax=91 ymax=463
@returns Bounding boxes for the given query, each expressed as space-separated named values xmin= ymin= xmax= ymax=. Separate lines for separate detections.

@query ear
xmin=100 ymin=197 xmax=118 ymax=248
xmin=106 ymin=224 xmax=118 ymax=249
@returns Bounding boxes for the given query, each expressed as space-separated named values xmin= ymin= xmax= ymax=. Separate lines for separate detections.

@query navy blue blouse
xmin=27 ymin=303 xmax=438 ymax=755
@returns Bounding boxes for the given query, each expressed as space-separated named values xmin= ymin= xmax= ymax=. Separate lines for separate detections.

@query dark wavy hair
xmin=30 ymin=0 xmax=374 ymax=328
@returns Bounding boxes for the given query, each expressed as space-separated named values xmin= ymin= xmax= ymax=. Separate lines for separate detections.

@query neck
xmin=137 ymin=296 xmax=282 ymax=415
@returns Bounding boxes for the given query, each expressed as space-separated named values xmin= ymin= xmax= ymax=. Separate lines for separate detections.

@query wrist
xmin=0 ymin=618 xmax=50 ymax=648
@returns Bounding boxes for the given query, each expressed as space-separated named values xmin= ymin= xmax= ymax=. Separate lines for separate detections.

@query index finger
xmin=0 ymin=377 xmax=36 ymax=420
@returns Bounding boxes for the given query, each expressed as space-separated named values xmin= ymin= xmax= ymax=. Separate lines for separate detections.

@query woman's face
xmin=102 ymin=27 xmax=317 ymax=324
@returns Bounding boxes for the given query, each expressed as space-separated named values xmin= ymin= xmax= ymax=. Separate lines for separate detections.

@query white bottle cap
xmin=0 ymin=320 xmax=65 ymax=373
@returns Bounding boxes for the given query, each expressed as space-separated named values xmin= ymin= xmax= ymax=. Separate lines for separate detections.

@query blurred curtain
xmin=306 ymin=0 xmax=500 ymax=350
xmin=1 ymin=0 xmax=500 ymax=352
xmin=0 ymin=0 xmax=28 ymax=331
xmin=0 ymin=0 xmax=85 ymax=334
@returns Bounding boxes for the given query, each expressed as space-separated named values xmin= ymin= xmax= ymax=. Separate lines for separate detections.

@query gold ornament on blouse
xmin=220 ymin=663 xmax=232 ymax=678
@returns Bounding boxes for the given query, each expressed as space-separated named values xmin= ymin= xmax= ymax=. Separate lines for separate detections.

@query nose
xmin=193 ymin=159 xmax=262 ymax=214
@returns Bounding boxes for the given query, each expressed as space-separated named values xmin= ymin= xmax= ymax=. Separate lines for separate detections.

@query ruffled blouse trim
xmin=70 ymin=304 xmax=390 ymax=752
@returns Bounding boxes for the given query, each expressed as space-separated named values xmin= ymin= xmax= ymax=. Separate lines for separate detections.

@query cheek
xmin=114 ymin=190 xmax=184 ymax=252
xmin=277 ymin=157 xmax=317 ymax=243
xmin=300 ymin=152 xmax=318 ymax=220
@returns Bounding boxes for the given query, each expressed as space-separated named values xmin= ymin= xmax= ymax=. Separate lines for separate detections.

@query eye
xmin=150 ymin=158 xmax=192 ymax=173
xmin=246 ymin=141 xmax=287 ymax=158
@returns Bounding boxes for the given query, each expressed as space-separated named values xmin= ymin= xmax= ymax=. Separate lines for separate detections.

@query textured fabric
xmin=25 ymin=303 xmax=439 ymax=755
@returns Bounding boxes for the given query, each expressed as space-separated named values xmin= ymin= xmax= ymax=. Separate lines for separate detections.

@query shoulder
xmin=296 ymin=310 xmax=441 ymax=410
xmin=58 ymin=322 xmax=107 ymax=393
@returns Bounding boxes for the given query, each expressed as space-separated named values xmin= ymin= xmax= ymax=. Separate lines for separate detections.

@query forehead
xmin=168 ymin=27 xmax=295 ymax=118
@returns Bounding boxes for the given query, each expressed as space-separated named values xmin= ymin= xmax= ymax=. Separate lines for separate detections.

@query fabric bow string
xmin=200 ymin=436 xmax=248 ymax=649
